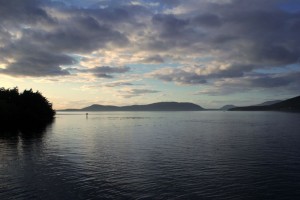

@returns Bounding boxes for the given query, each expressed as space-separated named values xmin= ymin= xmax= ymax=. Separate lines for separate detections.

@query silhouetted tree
xmin=0 ymin=87 xmax=19 ymax=124
xmin=0 ymin=87 xmax=55 ymax=131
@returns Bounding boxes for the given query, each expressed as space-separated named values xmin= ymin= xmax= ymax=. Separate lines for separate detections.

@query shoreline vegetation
xmin=0 ymin=87 xmax=55 ymax=132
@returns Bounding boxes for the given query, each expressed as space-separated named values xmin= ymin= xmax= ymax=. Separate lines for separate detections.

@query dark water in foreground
xmin=1 ymin=111 xmax=300 ymax=199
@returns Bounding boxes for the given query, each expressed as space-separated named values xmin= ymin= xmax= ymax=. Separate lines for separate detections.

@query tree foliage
xmin=0 ymin=87 xmax=55 ymax=130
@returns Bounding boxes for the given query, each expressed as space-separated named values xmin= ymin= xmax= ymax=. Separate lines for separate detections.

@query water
xmin=1 ymin=111 xmax=300 ymax=199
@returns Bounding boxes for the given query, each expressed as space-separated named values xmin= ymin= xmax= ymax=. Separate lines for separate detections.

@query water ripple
xmin=1 ymin=111 xmax=300 ymax=199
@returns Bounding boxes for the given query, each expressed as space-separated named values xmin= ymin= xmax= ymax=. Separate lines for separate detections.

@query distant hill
xmin=253 ymin=100 xmax=282 ymax=106
xmin=230 ymin=95 xmax=300 ymax=111
xmin=220 ymin=105 xmax=237 ymax=110
xmin=61 ymin=102 xmax=204 ymax=111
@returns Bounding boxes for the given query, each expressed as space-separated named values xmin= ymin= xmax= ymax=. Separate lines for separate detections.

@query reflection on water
xmin=1 ymin=111 xmax=300 ymax=199
xmin=0 ymin=118 xmax=53 ymax=138
xmin=0 ymin=121 xmax=54 ymax=199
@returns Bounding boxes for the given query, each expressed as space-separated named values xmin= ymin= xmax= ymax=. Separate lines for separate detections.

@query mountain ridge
xmin=220 ymin=105 xmax=237 ymax=110
xmin=60 ymin=102 xmax=204 ymax=111
xmin=230 ymin=95 xmax=300 ymax=111
xmin=253 ymin=100 xmax=282 ymax=106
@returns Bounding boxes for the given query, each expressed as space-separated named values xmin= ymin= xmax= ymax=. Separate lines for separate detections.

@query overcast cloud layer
xmin=0 ymin=0 xmax=300 ymax=97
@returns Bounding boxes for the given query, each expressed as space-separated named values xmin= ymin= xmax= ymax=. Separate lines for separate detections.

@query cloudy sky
xmin=1 ymin=0 xmax=300 ymax=109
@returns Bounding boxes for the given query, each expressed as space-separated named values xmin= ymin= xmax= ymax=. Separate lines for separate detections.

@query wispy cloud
xmin=79 ymin=66 xmax=130 ymax=78
xmin=118 ymin=88 xmax=160 ymax=98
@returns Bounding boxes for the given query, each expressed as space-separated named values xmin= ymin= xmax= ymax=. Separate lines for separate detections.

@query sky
xmin=0 ymin=0 xmax=300 ymax=109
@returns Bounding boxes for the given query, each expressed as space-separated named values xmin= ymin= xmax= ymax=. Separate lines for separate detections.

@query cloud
xmin=0 ymin=0 xmax=52 ymax=26
xmin=245 ymin=72 xmax=300 ymax=89
xmin=148 ymin=67 xmax=207 ymax=85
xmin=104 ymin=81 xmax=134 ymax=87
xmin=87 ymin=66 xmax=130 ymax=78
xmin=148 ymin=63 xmax=256 ymax=85
xmin=88 ymin=66 xmax=130 ymax=74
xmin=142 ymin=0 xmax=300 ymax=67
xmin=194 ymin=72 xmax=300 ymax=96
xmin=118 ymin=88 xmax=160 ymax=98
xmin=0 ymin=0 xmax=130 ymax=77
xmin=0 ymin=49 xmax=74 ymax=76
xmin=73 ymin=66 xmax=130 ymax=78
xmin=192 ymin=13 xmax=222 ymax=27
xmin=146 ymin=13 xmax=206 ymax=51
xmin=141 ymin=55 xmax=165 ymax=63
xmin=0 ymin=0 xmax=300 ymax=97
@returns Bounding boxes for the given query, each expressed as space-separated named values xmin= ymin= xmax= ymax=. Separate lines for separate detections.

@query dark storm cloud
xmin=243 ymin=44 xmax=299 ymax=66
xmin=0 ymin=0 xmax=52 ymax=25
xmin=152 ymin=14 xmax=189 ymax=34
xmin=0 ymin=26 xmax=12 ymax=48
xmin=210 ymin=35 xmax=238 ymax=44
xmin=192 ymin=13 xmax=222 ymax=27
xmin=208 ymin=64 xmax=256 ymax=79
xmin=0 ymin=0 xmax=130 ymax=77
xmin=88 ymin=66 xmax=130 ymax=74
xmin=246 ymin=72 xmax=300 ymax=88
xmin=0 ymin=44 xmax=75 ymax=76
xmin=149 ymin=67 xmax=207 ymax=85
xmin=146 ymin=13 xmax=207 ymax=51
xmin=211 ymin=8 xmax=300 ymax=66
xmin=14 ymin=15 xmax=129 ymax=53
xmin=149 ymin=64 xmax=255 ymax=85
xmin=143 ymin=0 xmax=300 ymax=61
xmin=249 ymin=76 xmax=292 ymax=88
xmin=195 ymin=71 xmax=300 ymax=96
xmin=1 ymin=60 xmax=71 ymax=77
xmin=144 ymin=0 xmax=300 ymax=92
xmin=89 ymin=4 xmax=151 ymax=24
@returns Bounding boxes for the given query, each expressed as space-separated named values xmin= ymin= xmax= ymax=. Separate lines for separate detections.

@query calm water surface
xmin=1 ymin=111 xmax=300 ymax=199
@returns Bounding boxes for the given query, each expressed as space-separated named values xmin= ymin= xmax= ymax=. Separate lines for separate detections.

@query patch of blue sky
xmin=253 ymin=64 xmax=300 ymax=74
xmin=286 ymin=63 xmax=300 ymax=71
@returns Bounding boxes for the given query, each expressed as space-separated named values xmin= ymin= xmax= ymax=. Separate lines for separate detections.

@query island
xmin=220 ymin=105 xmax=237 ymax=111
xmin=0 ymin=87 xmax=55 ymax=131
xmin=230 ymin=95 xmax=300 ymax=111
xmin=60 ymin=102 xmax=204 ymax=112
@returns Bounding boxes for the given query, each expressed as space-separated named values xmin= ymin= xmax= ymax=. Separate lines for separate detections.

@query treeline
xmin=0 ymin=87 xmax=55 ymax=130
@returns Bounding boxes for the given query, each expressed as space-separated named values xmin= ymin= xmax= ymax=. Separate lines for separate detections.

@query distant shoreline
xmin=59 ymin=102 xmax=204 ymax=112
xmin=58 ymin=95 xmax=300 ymax=112
xmin=229 ymin=95 xmax=300 ymax=111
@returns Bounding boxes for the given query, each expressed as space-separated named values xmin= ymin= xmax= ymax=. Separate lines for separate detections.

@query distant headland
xmin=0 ymin=87 xmax=55 ymax=131
xmin=60 ymin=102 xmax=204 ymax=112
xmin=229 ymin=95 xmax=300 ymax=111
xmin=59 ymin=95 xmax=300 ymax=112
